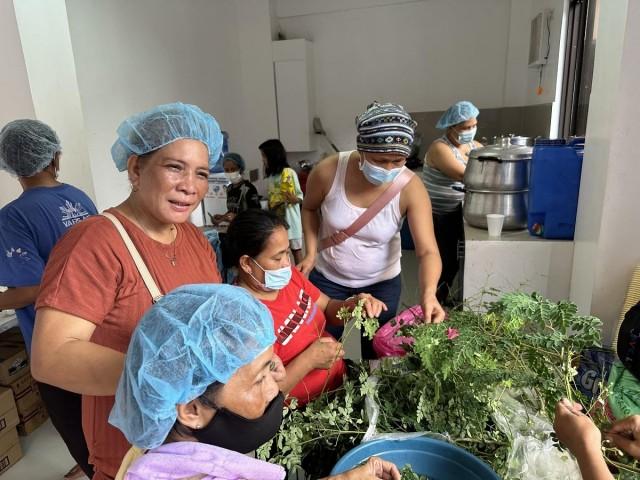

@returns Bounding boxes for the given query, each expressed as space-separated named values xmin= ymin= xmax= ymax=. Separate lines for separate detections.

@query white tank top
xmin=315 ymin=151 xmax=403 ymax=287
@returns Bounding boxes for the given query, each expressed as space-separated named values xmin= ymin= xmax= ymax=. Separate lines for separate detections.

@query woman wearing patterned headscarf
xmin=299 ymin=102 xmax=444 ymax=359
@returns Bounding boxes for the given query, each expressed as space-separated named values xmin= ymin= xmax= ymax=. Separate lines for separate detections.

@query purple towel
xmin=125 ymin=442 xmax=285 ymax=480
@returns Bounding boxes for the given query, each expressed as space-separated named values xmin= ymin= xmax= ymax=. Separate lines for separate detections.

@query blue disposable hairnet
xmin=436 ymin=101 xmax=480 ymax=129
xmin=222 ymin=152 xmax=246 ymax=172
xmin=109 ymin=284 xmax=275 ymax=449
xmin=111 ymin=102 xmax=223 ymax=172
xmin=0 ymin=119 xmax=61 ymax=177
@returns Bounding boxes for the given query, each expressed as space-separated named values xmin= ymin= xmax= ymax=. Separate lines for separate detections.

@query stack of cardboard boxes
xmin=0 ymin=327 xmax=49 ymax=475
xmin=0 ymin=387 xmax=21 ymax=475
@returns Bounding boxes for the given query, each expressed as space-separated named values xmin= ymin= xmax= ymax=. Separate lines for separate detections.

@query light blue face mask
xmin=359 ymin=157 xmax=403 ymax=186
xmin=456 ymin=127 xmax=477 ymax=145
xmin=250 ymin=258 xmax=292 ymax=291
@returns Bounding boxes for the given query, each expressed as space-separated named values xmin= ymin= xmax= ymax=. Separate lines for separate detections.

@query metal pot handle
xmin=477 ymin=155 xmax=503 ymax=163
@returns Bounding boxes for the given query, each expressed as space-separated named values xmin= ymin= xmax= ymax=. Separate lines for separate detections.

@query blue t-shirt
xmin=0 ymin=184 xmax=97 ymax=351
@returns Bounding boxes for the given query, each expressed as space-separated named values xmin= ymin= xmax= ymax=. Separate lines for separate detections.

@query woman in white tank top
xmin=298 ymin=102 xmax=444 ymax=359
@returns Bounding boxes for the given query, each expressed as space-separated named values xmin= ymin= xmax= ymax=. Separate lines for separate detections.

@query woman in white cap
xmin=422 ymin=100 xmax=481 ymax=305
xmin=299 ymin=102 xmax=444 ymax=359
xmin=31 ymin=103 xmax=223 ymax=480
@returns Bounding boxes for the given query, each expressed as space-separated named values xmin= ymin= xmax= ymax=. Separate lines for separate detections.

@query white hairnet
xmin=0 ymin=119 xmax=61 ymax=177
xmin=109 ymin=283 xmax=275 ymax=449
xmin=111 ymin=102 xmax=223 ymax=172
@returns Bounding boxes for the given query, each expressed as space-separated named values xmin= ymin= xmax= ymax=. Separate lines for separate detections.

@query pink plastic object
xmin=372 ymin=305 xmax=424 ymax=358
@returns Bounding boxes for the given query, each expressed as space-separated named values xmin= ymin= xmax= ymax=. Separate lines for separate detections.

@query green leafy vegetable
xmin=258 ymin=293 xmax=639 ymax=478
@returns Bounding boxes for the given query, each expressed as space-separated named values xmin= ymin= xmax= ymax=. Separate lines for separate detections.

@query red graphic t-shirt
xmin=260 ymin=268 xmax=346 ymax=404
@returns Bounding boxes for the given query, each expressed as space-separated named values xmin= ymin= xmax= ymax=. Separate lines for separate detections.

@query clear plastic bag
xmin=492 ymin=390 xmax=582 ymax=479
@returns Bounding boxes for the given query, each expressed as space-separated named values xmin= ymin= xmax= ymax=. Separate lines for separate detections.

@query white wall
xmin=13 ymin=0 xmax=96 ymax=201
xmin=503 ymin=0 xmax=567 ymax=111
xmin=0 ymin=0 xmax=35 ymax=207
xmin=65 ymin=0 xmax=249 ymax=211
xmin=570 ymin=0 xmax=640 ymax=345
xmin=233 ymin=0 xmax=279 ymax=178
xmin=276 ymin=0 xmax=512 ymax=151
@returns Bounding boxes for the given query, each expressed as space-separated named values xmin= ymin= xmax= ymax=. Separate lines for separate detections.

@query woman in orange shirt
xmin=31 ymin=103 xmax=223 ymax=480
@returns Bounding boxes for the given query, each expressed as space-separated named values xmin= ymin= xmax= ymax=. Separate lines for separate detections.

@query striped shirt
xmin=422 ymin=136 xmax=473 ymax=215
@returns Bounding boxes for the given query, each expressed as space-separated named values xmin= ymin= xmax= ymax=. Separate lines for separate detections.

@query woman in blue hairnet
xmin=110 ymin=283 xmax=400 ymax=480
xmin=30 ymin=103 xmax=223 ymax=480
xmin=0 ymin=119 xmax=97 ymax=479
xmin=422 ymin=101 xmax=481 ymax=305
xmin=209 ymin=152 xmax=261 ymax=226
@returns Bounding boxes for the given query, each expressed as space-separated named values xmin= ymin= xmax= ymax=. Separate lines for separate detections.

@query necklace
xmin=129 ymin=206 xmax=178 ymax=267
xmin=163 ymin=227 xmax=178 ymax=267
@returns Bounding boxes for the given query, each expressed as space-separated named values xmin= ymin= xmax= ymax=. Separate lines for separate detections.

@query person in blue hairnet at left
xmin=110 ymin=284 xmax=401 ymax=480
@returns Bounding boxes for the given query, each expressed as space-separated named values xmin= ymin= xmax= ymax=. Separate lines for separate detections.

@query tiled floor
xmin=3 ymin=420 xmax=88 ymax=480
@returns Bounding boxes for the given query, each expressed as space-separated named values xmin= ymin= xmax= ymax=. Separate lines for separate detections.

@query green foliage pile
xmin=258 ymin=293 xmax=639 ymax=478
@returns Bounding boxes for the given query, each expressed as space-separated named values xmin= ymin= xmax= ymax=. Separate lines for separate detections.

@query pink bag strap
xmin=318 ymin=168 xmax=414 ymax=251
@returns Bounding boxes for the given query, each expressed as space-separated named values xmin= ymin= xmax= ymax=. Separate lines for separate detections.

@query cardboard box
xmin=0 ymin=428 xmax=19 ymax=457
xmin=0 ymin=429 xmax=22 ymax=475
xmin=0 ymin=388 xmax=19 ymax=438
xmin=17 ymin=405 xmax=48 ymax=436
xmin=6 ymin=374 xmax=41 ymax=418
xmin=0 ymin=345 xmax=28 ymax=385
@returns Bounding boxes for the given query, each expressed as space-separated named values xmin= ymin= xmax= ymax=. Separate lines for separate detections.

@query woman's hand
xmin=208 ymin=213 xmax=222 ymax=225
xmin=326 ymin=457 xmax=401 ymax=480
xmin=607 ymin=415 xmax=640 ymax=459
xmin=350 ymin=293 xmax=387 ymax=319
xmin=554 ymin=399 xmax=601 ymax=457
xmin=296 ymin=254 xmax=316 ymax=275
xmin=284 ymin=191 xmax=299 ymax=205
xmin=304 ymin=337 xmax=344 ymax=370
xmin=421 ymin=292 xmax=445 ymax=324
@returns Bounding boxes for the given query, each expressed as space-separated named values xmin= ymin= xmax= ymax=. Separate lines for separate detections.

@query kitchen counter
xmin=463 ymin=223 xmax=574 ymax=307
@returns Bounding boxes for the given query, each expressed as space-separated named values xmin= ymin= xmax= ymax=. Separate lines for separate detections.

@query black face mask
xmin=192 ymin=392 xmax=284 ymax=453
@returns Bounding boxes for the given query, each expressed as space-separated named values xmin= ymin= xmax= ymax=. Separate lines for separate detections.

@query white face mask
xmin=456 ymin=127 xmax=477 ymax=144
xmin=358 ymin=154 xmax=403 ymax=186
xmin=225 ymin=171 xmax=243 ymax=184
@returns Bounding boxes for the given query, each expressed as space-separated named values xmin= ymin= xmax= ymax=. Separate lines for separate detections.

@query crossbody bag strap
xmin=101 ymin=212 xmax=164 ymax=303
xmin=318 ymin=168 xmax=414 ymax=251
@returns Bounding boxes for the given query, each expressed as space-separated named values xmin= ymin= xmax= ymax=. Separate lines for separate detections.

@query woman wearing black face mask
xmin=109 ymin=284 xmax=400 ymax=480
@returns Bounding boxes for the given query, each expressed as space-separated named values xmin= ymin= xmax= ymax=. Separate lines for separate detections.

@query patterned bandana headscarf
xmin=355 ymin=102 xmax=417 ymax=157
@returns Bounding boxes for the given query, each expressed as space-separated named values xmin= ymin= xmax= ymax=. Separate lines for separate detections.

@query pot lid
xmin=470 ymin=137 xmax=533 ymax=161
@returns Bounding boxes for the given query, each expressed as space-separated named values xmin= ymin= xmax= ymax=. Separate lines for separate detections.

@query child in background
xmin=260 ymin=139 xmax=304 ymax=264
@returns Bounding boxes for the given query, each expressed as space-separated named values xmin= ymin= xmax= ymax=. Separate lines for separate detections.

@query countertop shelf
xmin=0 ymin=311 xmax=18 ymax=335
xmin=464 ymin=223 xmax=573 ymax=243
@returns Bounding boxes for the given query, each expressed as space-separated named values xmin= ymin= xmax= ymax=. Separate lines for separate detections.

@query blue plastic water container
xmin=330 ymin=437 xmax=500 ymax=479
xmin=528 ymin=137 xmax=584 ymax=239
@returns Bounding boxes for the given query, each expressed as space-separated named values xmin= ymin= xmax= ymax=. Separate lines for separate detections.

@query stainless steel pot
xmin=458 ymin=187 xmax=529 ymax=230
xmin=464 ymin=138 xmax=532 ymax=191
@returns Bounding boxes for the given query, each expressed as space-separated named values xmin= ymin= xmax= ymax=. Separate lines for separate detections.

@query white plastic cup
xmin=486 ymin=214 xmax=505 ymax=237
xmin=260 ymin=199 xmax=268 ymax=210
